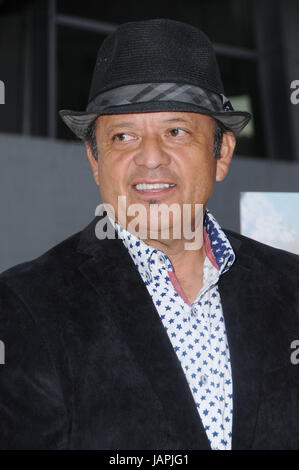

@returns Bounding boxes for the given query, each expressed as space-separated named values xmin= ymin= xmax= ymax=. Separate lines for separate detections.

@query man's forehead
xmin=96 ymin=111 xmax=214 ymax=129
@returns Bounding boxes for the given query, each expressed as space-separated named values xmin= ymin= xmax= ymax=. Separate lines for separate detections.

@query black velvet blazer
xmin=1 ymin=216 xmax=299 ymax=450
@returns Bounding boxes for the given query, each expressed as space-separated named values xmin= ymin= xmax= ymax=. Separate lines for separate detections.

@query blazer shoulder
xmin=223 ymin=228 xmax=299 ymax=278
xmin=0 ymin=227 xmax=83 ymax=292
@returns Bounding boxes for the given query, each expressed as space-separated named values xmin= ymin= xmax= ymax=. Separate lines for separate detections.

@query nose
xmin=133 ymin=134 xmax=171 ymax=169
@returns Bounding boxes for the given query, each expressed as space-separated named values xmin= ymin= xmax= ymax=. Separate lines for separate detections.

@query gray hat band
xmin=86 ymin=82 xmax=232 ymax=114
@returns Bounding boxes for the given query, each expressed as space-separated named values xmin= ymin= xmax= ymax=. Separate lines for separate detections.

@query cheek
xmin=98 ymin=154 xmax=129 ymax=198
xmin=178 ymin=152 xmax=216 ymax=196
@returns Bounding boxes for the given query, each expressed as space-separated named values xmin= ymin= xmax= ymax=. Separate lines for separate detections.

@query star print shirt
xmin=108 ymin=208 xmax=235 ymax=450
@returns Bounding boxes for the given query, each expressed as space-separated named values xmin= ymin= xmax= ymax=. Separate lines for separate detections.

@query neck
xmin=110 ymin=210 xmax=207 ymax=304
xmin=143 ymin=233 xmax=206 ymax=279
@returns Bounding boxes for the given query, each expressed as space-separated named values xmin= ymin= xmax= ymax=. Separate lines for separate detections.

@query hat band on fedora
xmin=86 ymin=82 xmax=233 ymax=115
xmin=59 ymin=81 xmax=251 ymax=140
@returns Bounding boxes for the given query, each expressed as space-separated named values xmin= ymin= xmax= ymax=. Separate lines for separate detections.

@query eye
xmin=112 ymin=133 xmax=136 ymax=142
xmin=168 ymin=128 xmax=188 ymax=137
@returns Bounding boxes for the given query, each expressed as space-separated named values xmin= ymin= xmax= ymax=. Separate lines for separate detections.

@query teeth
xmin=135 ymin=183 xmax=175 ymax=190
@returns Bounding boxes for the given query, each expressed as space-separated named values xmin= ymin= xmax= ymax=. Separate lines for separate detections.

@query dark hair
xmin=213 ymin=120 xmax=227 ymax=159
xmin=85 ymin=118 xmax=227 ymax=161
xmin=85 ymin=121 xmax=98 ymax=161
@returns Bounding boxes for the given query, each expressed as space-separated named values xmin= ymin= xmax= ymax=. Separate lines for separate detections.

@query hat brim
xmin=59 ymin=101 xmax=251 ymax=140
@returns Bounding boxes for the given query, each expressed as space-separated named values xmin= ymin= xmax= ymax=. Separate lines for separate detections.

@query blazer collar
xmin=76 ymin=216 xmax=266 ymax=450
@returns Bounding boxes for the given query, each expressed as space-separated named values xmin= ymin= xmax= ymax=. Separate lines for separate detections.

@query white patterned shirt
xmin=108 ymin=208 xmax=235 ymax=450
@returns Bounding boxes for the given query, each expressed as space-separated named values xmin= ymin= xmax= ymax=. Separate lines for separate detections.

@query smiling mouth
xmin=133 ymin=183 xmax=176 ymax=192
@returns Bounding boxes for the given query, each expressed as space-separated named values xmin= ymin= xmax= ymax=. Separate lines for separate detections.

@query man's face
xmin=86 ymin=111 xmax=235 ymax=241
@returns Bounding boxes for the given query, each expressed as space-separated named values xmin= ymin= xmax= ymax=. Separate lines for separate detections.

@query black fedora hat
xmin=59 ymin=18 xmax=251 ymax=139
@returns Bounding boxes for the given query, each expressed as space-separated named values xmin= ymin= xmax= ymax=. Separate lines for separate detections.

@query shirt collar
xmin=203 ymin=208 xmax=235 ymax=274
xmin=107 ymin=207 xmax=235 ymax=277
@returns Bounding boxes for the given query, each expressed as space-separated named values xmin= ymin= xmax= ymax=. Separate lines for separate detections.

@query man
xmin=1 ymin=18 xmax=299 ymax=450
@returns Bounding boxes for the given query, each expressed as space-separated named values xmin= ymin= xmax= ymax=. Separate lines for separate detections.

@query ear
xmin=215 ymin=131 xmax=236 ymax=182
xmin=85 ymin=141 xmax=99 ymax=185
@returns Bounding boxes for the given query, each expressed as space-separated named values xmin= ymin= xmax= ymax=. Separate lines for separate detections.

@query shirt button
xmin=191 ymin=305 xmax=198 ymax=317
xmin=145 ymin=271 xmax=152 ymax=283
xmin=157 ymin=254 xmax=166 ymax=265
xmin=199 ymin=374 xmax=208 ymax=386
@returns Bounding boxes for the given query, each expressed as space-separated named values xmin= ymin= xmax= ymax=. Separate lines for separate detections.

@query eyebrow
xmin=105 ymin=117 xmax=192 ymax=134
xmin=105 ymin=121 xmax=137 ymax=133
xmin=161 ymin=118 xmax=190 ymax=124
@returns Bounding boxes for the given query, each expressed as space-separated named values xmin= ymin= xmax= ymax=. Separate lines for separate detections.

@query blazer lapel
xmin=76 ymin=216 xmax=211 ymax=450
xmin=219 ymin=231 xmax=266 ymax=450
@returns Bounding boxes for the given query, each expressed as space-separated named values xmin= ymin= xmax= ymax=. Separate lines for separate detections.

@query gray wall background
xmin=1 ymin=132 xmax=299 ymax=273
